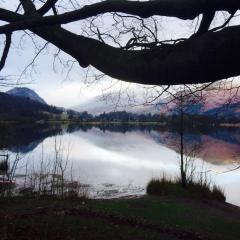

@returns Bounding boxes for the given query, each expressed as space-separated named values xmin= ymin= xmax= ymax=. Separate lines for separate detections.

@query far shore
xmin=0 ymin=120 xmax=240 ymax=128
xmin=220 ymin=123 xmax=240 ymax=127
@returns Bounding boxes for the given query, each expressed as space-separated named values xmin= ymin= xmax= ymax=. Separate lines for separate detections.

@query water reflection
xmin=0 ymin=123 xmax=62 ymax=153
xmin=0 ymin=123 xmax=239 ymax=205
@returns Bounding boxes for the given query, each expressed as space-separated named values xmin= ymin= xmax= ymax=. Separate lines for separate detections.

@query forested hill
xmin=0 ymin=91 xmax=61 ymax=121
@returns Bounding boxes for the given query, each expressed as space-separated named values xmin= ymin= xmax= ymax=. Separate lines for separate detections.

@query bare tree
xmin=171 ymin=87 xmax=205 ymax=188
xmin=50 ymin=136 xmax=71 ymax=197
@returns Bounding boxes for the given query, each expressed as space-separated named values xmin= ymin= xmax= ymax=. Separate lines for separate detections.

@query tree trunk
xmin=180 ymin=95 xmax=187 ymax=189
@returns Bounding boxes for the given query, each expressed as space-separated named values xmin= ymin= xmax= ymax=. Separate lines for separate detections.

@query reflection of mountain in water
xmin=149 ymin=130 xmax=240 ymax=165
xmin=9 ymin=139 xmax=43 ymax=153
xmin=208 ymin=129 xmax=240 ymax=145
xmin=75 ymin=124 xmax=240 ymax=165
xmin=0 ymin=124 xmax=62 ymax=153
xmin=199 ymin=136 xmax=240 ymax=164
xmin=0 ymin=123 xmax=239 ymax=164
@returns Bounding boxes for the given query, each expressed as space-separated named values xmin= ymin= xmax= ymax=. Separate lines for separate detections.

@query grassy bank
xmin=146 ymin=178 xmax=226 ymax=202
xmin=0 ymin=195 xmax=239 ymax=240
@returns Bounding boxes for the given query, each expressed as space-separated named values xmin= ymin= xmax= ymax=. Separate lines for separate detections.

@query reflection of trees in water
xmin=67 ymin=123 xmax=92 ymax=133
xmin=0 ymin=124 xmax=62 ymax=153
xmin=68 ymin=123 xmax=162 ymax=134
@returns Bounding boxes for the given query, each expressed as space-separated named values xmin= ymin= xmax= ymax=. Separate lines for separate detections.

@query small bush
xmin=187 ymin=181 xmax=211 ymax=197
xmin=186 ymin=182 xmax=225 ymax=201
xmin=211 ymin=185 xmax=226 ymax=202
xmin=146 ymin=179 xmax=164 ymax=196
xmin=146 ymin=177 xmax=181 ymax=196
xmin=146 ymin=177 xmax=226 ymax=202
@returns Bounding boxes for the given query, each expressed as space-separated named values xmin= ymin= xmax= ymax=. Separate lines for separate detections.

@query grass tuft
xmin=211 ymin=184 xmax=226 ymax=202
xmin=147 ymin=176 xmax=226 ymax=202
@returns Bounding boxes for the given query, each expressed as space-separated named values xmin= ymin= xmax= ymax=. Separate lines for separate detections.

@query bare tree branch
xmin=196 ymin=10 xmax=215 ymax=35
xmin=38 ymin=0 xmax=59 ymax=16
xmin=0 ymin=33 xmax=11 ymax=72
xmin=211 ymin=10 xmax=237 ymax=32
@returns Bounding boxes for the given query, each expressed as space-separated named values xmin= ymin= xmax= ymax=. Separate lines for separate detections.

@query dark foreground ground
xmin=0 ymin=196 xmax=239 ymax=240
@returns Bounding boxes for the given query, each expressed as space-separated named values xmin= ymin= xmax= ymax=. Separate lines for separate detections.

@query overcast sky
xmin=1 ymin=1 xmax=239 ymax=108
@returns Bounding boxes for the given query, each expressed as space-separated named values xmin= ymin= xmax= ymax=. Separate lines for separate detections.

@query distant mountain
xmin=204 ymin=103 xmax=240 ymax=120
xmin=168 ymin=88 xmax=240 ymax=119
xmin=6 ymin=87 xmax=46 ymax=105
xmin=72 ymin=88 xmax=240 ymax=119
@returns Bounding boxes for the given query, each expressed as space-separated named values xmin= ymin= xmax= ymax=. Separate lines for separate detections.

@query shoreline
xmin=0 ymin=120 xmax=239 ymax=127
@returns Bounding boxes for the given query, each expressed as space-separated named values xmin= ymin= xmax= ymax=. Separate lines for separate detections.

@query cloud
xmin=38 ymin=81 xmax=101 ymax=108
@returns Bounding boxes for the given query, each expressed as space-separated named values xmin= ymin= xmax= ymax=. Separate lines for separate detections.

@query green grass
xmin=2 ymin=213 xmax=175 ymax=240
xmin=0 ymin=195 xmax=239 ymax=240
xmin=89 ymin=196 xmax=240 ymax=240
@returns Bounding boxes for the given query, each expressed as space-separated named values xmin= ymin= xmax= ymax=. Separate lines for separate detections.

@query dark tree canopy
xmin=1 ymin=0 xmax=240 ymax=86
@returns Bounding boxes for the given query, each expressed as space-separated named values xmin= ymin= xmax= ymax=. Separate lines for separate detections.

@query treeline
xmin=75 ymin=110 xmax=220 ymax=126
xmin=95 ymin=111 xmax=166 ymax=122
xmin=69 ymin=111 xmax=168 ymax=123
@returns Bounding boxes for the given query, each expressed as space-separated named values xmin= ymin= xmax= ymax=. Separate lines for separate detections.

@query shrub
xmin=146 ymin=179 xmax=164 ymax=196
xmin=146 ymin=177 xmax=226 ymax=202
xmin=146 ymin=176 xmax=182 ymax=196
xmin=211 ymin=185 xmax=226 ymax=202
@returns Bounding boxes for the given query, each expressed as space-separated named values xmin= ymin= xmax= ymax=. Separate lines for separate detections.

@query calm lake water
xmin=0 ymin=123 xmax=240 ymax=206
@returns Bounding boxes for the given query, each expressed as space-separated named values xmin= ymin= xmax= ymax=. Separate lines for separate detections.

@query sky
xmin=0 ymin=1 xmax=239 ymax=108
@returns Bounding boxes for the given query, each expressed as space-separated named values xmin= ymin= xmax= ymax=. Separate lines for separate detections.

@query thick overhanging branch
xmin=1 ymin=0 xmax=240 ymax=87
xmin=31 ymin=24 xmax=240 ymax=86
xmin=26 ymin=0 xmax=240 ymax=22
xmin=1 ymin=0 xmax=240 ymax=34
xmin=0 ymin=9 xmax=23 ymax=22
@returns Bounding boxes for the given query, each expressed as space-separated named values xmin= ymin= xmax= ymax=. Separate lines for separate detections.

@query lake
xmin=0 ymin=123 xmax=239 ymax=206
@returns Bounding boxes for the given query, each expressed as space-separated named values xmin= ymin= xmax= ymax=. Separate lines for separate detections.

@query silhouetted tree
xmin=172 ymin=89 xmax=205 ymax=188
xmin=1 ymin=1 xmax=240 ymax=87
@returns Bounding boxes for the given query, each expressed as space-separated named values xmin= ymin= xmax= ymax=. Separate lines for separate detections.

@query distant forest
xmin=73 ymin=110 xmax=238 ymax=126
